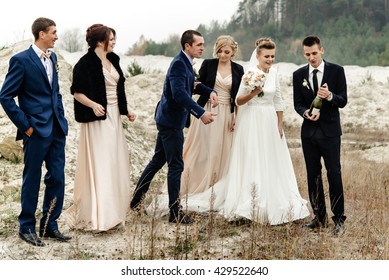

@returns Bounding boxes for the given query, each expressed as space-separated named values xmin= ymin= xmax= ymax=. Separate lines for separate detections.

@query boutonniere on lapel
xmin=302 ymin=78 xmax=310 ymax=89
xmin=194 ymin=67 xmax=200 ymax=79
xmin=192 ymin=61 xmax=200 ymax=79
xmin=55 ymin=62 xmax=60 ymax=73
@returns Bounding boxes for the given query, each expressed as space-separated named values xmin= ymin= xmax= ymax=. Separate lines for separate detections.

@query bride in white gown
xmin=148 ymin=38 xmax=309 ymax=225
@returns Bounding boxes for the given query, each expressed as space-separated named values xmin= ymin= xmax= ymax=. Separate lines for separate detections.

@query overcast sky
xmin=1 ymin=0 xmax=241 ymax=53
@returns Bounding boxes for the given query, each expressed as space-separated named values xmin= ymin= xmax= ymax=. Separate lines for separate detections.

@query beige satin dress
xmin=180 ymin=72 xmax=235 ymax=195
xmin=64 ymin=66 xmax=131 ymax=231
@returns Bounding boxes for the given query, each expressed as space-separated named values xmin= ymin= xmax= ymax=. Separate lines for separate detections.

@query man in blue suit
xmin=0 ymin=17 xmax=70 ymax=246
xmin=130 ymin=30 xmax=218 ymax=224
xmin=293 ymin=35 xmax=347 ymax=236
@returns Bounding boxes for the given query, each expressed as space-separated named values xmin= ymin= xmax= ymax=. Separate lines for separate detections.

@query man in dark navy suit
xmin=0 ymin=17 xmax=70 ymax=246
xmin=293 ymin=35 xmax=348 ymax=235
xmin=130 ymin=30 xmax=218 ymax=224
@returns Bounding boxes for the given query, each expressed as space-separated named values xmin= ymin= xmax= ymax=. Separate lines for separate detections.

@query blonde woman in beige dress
xmin=180 ymin=35 xmax=244 ymax=195
xmin=64 ymin=24 xmax=136 ymax=231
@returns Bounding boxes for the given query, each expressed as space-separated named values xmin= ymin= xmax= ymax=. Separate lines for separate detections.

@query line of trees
xmin=127 ymin=0 xmax=389 ymax=66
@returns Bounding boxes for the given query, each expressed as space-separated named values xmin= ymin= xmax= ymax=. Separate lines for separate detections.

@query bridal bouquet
xmin=242 ymin=70 xmax=266 ymax=97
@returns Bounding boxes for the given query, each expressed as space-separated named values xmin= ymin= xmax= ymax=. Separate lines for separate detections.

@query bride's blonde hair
xmin=255 ymin=37 xmax=276 ymax=55
xmin=213 ymin=35 xmax=239 ymax=58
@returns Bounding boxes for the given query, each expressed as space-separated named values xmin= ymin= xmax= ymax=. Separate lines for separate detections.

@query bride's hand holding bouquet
xmin=241 ymin=70 xmax=266 ymax=97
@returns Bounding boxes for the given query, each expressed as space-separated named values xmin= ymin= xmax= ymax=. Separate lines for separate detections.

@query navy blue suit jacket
xmin=155 ymin=51 xmax=213 ymax=129
xmin=0 ymin=46 xmax=68 ymax=139
xmin=293 ymin=60 xmax=347 ymax=138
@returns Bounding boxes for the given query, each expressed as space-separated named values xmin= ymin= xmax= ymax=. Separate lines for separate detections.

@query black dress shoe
xmin=130 ymin=200 xmax=146 ymax=214
xmin=19 ymin=232 xmax=45 ymax=247
xmin=169 ymin=210 xmax=194 ymax=224
xmin=40 ymin=230 xmax=72 ymax=242
xmin=130 ymin=193 xmax=145 ymax=210
xmin=304 ymin=217 xmax=328 ymax=229
xmin=130 ymin=199 xmax=141 ymax=210
xmin=333 ymin=222 xmax=345 ymax=236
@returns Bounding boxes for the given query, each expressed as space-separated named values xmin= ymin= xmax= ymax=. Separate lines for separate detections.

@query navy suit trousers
xmin=19 ymin=120 xmax=66 ymax=234
xmin=134 ymin=124 xmax=184 ymax=212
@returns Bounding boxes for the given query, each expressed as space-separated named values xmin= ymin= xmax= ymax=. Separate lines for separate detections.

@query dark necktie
xmin=312 ymin=69 xmax=319 ymax=94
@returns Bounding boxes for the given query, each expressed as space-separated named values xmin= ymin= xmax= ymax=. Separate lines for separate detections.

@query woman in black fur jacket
xmin=64 ymin=24 xmax=136 ymax=232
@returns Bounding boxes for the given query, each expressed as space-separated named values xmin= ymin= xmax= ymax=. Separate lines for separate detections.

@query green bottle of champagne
xmin=308 ymin=96 xmax=322 ymax=116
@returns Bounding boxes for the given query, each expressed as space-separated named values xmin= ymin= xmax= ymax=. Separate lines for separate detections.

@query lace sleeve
xmin=273 ymin=69 xmax=284 ymax=111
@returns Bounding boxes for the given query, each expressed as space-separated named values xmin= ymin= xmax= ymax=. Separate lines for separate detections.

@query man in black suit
xmin=130 ymin=30 xmax=217 ymax=224
xmin=293 ymin=35 xmax=347 ymax=235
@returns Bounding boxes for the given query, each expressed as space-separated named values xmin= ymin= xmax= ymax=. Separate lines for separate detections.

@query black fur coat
xmin=71 ymin=48 xmax=128 ymax=122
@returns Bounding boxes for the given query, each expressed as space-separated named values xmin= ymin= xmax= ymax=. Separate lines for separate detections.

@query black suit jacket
xmin=196 ymin=58 xmax=244 ymax=113
xmin=293 ymin=60 xmax=347 ymax=138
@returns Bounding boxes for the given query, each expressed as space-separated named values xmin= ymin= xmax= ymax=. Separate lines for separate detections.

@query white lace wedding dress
xmin=147 ymin=66 xmax=309 ymax=225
